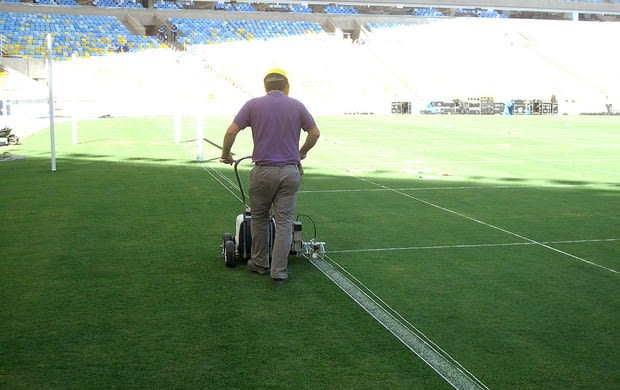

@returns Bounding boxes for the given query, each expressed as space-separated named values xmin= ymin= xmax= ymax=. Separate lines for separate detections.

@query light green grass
xmin=1 ymin=115 xmax=619 ymax=389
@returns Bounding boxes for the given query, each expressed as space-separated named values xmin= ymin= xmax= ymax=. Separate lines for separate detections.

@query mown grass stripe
xmin=306 ymin=254 xmax=489 ymax=390
xmin=359 ymin=177 xmax=619 ymax=275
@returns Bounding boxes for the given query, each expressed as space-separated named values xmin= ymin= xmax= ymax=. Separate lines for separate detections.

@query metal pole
xmin=196 ymin=115 xmax=203 ymax=162
xmin=47 ymin=33 xmax=56 ymax=172
xmin=72 ymin=117 xmax=78 ymax=145
xmin=174 ymin=116 xmax=181 ymax=144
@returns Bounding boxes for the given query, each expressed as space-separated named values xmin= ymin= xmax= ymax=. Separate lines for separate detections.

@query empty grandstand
xmin=0 ymin=0 xmax=619 ymax=118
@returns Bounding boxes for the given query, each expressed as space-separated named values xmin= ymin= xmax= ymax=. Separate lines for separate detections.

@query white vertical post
xmin=195 ymin=115 xmax=203 ymax=162
xmin=71 ymin=87 xmax=78 ymax=145
xmin=71 ymin=117 xmax=77 ymax=145
xmin=174 ymin=116 xmax=181 ymax=144
xmin=46 ymin=33 xmax=56 ymax=172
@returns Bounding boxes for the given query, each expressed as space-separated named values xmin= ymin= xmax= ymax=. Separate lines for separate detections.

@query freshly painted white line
xmin=359 ymin=177 xmax=619 ymax=275
xmin=329 ymin=238 xmax=620 ymax=254
xmin=298 ymin=182 xmax=618 ymax=194
xmin=299 ymin=185 xmax=533 ymax=193
xmin=306 ymin=253 xmax=490 ymax=390
xmin=166 ymin=126 xmax=615 ymax=389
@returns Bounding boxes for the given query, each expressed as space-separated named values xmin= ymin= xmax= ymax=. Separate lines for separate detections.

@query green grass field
xmin=1 ymin=114 xmax=619 ymax=389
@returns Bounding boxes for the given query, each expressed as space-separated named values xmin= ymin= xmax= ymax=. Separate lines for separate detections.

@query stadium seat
xmin=291 ymin=4 xmax=312 ymax=13
xmin=414 ymin=7 xmax=445 ymax=17
xmin=0 ymin=11 xmax=162 ymax=59
xmin=323 ymin=5 xmax=358 ymax=14
xmin=168 ymin=17 xmax=325 ymax=46
xmin=154 ymin=1 xmax=182 ymax=10
xmin=56 ymin=0 xmax=79 ymax=6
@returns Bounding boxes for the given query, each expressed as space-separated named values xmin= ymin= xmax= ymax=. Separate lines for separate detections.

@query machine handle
xmin=233 ymin=156 xmax=252 ymax=207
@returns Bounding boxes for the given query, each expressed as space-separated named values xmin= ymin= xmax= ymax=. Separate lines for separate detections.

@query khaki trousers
xmin=248 ymin=164 xmax=301 ymax=279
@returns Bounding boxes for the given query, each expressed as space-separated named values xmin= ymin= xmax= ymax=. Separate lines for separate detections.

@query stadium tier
xmin=0 ymin=1 xmax=618 ymax=116
xmin=0 ymin=12 xmax=163 ymax=60
xmin=1 ymin=0 xmax=619 ymax=12
xmin=170 ymin=18 xmax=324 ymax=45
xmin=0 ymin=9 xmax=327 ymax=59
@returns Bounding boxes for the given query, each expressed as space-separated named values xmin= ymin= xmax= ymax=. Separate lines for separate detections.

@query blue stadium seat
xmin=56 ymin=0 xmax=79 ymax=6
xmin=0 ymin=11 xmax=162 ymax=59
xmin=168 ymin=17 xmax=324 ymax=46
xmin=236 ymin=3 xmax=255 ymax=12
xmin=324 ymin=5 xmax=358 ymax=14
xmin=291 ymin=4 xmax=312 ymax=13
xmin=414 ymin=7 xmax=445 ymax=17
xmin=154 ymin=1 xmax=182 ymax=10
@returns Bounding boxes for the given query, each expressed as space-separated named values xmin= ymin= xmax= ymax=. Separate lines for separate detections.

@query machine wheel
xmin=221 ymin=232 xmax=234 ymax=255
xmin=238 ymin=222 xmax=252 ymax=261
xmin=224 ymin=240 xmax=236 ymax=268
xmin=8 ymin=135 xmax=19 ymax=145
xmin=222 ymin=232 xmax=234 ymax=245
xmin=222 ymin=232 xmax=235 ymax=267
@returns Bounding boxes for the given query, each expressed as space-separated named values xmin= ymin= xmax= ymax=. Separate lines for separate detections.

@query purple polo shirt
xmin=233 ymin=90 xmax=317 ymax=166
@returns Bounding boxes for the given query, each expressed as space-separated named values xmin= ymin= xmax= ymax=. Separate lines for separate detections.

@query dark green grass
xmin=1 ymin=157 xmax=448 ymax=389
xmin=1 ymin=115 xmax=619 ymax=389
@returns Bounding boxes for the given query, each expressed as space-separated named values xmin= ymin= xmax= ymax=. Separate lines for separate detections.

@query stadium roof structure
xmin=1 ymin=0 xmax=620 ymax=16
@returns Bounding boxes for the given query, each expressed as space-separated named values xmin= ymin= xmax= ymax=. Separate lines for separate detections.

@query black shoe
xmin=272 ymin=277 xmax=288 ymax=284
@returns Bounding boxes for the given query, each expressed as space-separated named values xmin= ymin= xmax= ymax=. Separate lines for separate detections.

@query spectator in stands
xmin=158 ymin=25 xmax=167 ymax=42
xmin=171 ymin=24 xmax=178 ymax=43
xmin=220 ymin=68 xmax=321 ymax=284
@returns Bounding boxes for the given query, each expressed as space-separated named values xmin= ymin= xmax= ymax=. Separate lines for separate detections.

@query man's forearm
xmin=221 ymin=123 xmax=240 ymax=156
xmin=300 ymin=127 xmax=320 ymax=158
xmin=222 ymin=132 xmax=236 ymax=156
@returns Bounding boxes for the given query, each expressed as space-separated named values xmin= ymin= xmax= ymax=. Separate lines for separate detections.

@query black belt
xmin=255 ymin=163 xmax=298 ymax=167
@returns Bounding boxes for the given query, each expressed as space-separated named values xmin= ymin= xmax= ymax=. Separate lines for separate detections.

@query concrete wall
xmin=0 ymin=57 xmax=46 ymax=80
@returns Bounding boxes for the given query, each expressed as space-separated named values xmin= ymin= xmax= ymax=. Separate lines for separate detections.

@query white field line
xmin=299 ymin=184 xmax=561 ymax=194
xmin=313 ymin=157 xmax=620 ymax=174
xmin=299 ymin=181 xmax=620 ymax=194
xmin=358 ymin=177 xmax=619 ymax=275
xmin=329 ymin=238 xmax=620 ymax=254
xmin=306 ymin=253 xmax=490 ymax=390
xmin=161 ymin=123 xmax=611 ymax=389
xmin=169 ymin=132 xmax=489 ymax=389
xmin=318 ymin=157 xmax=620 ymax=165
xmin=163 ymin=128 xmax=490 ymax=389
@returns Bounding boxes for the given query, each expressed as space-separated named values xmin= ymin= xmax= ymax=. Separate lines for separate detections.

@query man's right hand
xmin=220 ymin=153 xmax=234 ymax=165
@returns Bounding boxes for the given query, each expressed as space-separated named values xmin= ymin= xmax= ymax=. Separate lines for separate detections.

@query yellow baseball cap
xmin=265 ymin=67 xmax=288 ymax=81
